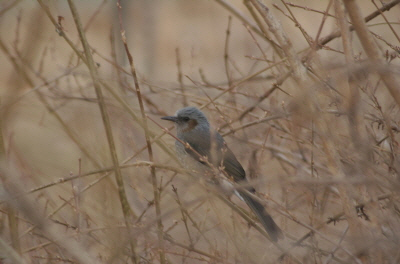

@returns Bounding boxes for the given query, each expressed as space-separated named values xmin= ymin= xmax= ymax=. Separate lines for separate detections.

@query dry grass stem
xmin=0 ymin=0 xmax=399 ymax=263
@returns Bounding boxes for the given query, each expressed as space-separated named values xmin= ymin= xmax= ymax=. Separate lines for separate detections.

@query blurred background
xmin=0 ymin=0 xmax=400 ymax=263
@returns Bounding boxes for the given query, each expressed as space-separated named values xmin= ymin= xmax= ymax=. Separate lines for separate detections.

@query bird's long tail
xmin=238 ymin=190 xmax=283 ymax=242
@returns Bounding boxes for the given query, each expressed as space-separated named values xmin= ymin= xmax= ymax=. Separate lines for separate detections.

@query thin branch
xmin=343 ymin=0 xmax=400 ymax=106
xmin=175 ymin=48 xmax=188 ymax=107
xmin=215 ymin=0 xmax=281 ymax=51
xmin=66 ymin=1 xmax=137 ymax=263
xmin=371 ymin=0 xmax=400 ymax=43
xmin=318 ymin=0 xmax=400 ymax=47
xmin=248 ymin=0 xmax=307 ymax=82
xmin=116 ymin=1 xmax=165 ymax=263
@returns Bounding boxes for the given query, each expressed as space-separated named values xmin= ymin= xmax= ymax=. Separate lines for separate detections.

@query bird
xmin=161 ymin=106 xmax=283 ymax=242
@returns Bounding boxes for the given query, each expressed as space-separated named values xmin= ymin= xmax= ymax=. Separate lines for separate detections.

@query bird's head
xmin=161 ymin=107 xmax=210 ymax=135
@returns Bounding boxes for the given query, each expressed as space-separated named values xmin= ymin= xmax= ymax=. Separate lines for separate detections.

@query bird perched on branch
xmin=161 ymin=106 xmax=283 ymax=242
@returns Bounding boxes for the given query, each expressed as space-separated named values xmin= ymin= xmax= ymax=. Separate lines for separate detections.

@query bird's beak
xmin=161 ymin=116 xmax=178 ymax=123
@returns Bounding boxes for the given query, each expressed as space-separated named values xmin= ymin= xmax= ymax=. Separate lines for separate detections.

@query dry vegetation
xmin=1 ymin=0 xmax=400 ymax=263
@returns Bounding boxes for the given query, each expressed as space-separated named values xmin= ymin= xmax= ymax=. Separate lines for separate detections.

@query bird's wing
xmin=183 ymin=141 xmax=209 ymax=165
xmin=181 ymin=130 xmax=246 ymax=182
xmin=178 ymin=129 xmax=211 ymax=165
xmin=220 ymin=147 xmax=246 ymax=182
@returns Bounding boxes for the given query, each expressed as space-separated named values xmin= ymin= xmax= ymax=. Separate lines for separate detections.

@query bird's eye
xmin=182 ymin=117 xmax=190 ymax=122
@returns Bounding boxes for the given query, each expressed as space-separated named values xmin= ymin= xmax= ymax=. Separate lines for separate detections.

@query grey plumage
xmin=162 ymin=106 xmax=283 ymax=242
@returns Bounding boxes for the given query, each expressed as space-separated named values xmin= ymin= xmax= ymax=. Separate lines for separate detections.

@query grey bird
xmin=161 ymin=106 xmax=283 ymax=242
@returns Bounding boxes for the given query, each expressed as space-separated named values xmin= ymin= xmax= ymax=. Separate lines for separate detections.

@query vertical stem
xmin=66 ymin=0 xmax=137 ymax=262
xmin=0 ymin=57 xmax=21 ymax=259
xmin=224 ymin=16 xmax=232 ymax=87
xmin=175 ymin=48 xmax=188 ymax=107
xmin=116 ymin=1 xmax=166 ymax=263
xmin=343 ymin=0 xmax=400 ymax=106
xmin=248 ymin=0 xmax=307 ymax=82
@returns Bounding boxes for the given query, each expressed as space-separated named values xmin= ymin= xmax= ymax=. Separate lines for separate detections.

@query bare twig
xmin=224 ymin=16 xmax=233 ymax=87
xmin=318 ymin=0 xmax=400 ymax=48
xmin=371 ymin=0 xmax=400 ymax=43
xmin=215 ymin=0 xmax=281 ymax=50
xmin=66 ymin=1 xmax=137 ymax=263
xmin=343 ymin=0 xmax=400 ymax=106
xmin=175 ymin=48 xmax=188 ymax=107
xmin=247 ymin=0 xmax=307 ymax=82
xmin=0 ymin=168 xmax=98 ymax=263
xmin=116 ymin=1 xmax=165 ymax=263
xmin=0 ymin=235 xmax=27 ymax=264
